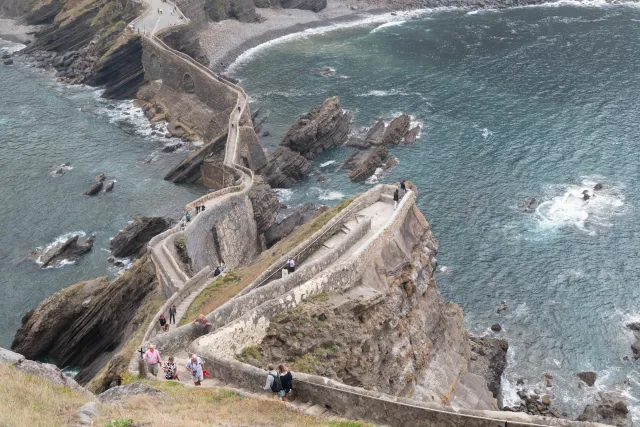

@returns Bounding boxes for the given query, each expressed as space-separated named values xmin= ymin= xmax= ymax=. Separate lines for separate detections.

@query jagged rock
xmin=98 ymin=382 xmax=163 ymax=402
xmin=627 ymin=322 xmax=640 ymax=331
xmin=345 ymin=146 xmax=393 ymax=182
xmin=84 ymin=181 xmax=103 ymax=195
xmin=0 ymin=347 xmax=84 ymax=390
xmin=205 ymin=0 xmax=262 ymax=22
xmin=281 ymin=96 xmax=351 ymax=160
xmin=167 ymin=120 xmax=186 ymax=138
xmin=380 ymin=114 xmax=411 ymax=145
xmin=521 ymin=197 xmax=538 ymax=213
xmin=104 ymin=181 xmax=115 ymax=192
xmin=345 ymin=118 xmax=386 ymax=148
xmin=162 ymin=142 xmax=182 ymax=153
xmin=110 ymin=216 xmax=173 ymax=258
xmin=40 ymin=235 xmax=95 ymax=268
xmin=86 ymin=36 xmax=144 ymax=100
xmin=1 ymin=52 xmax=11 ymax=59
xmin=257 ymin=146 xmax=312 ymax=188
xmin=3 ymin=58 xmax=13 ymax=65
xmin=404 ymin=125 xmax=420 ymax=144
xmin=264 ymin=203 xmax=328 ymax=247
xmin=577 ymin=371 xmax=596 ymax=387
xmin=76 ymin=402 xmax=98 ymax=425
xmin=496 ymin=300 xmax=508 ymax=313
xmin=594 ymin=183 xmax=603 ymax=191
xmin=160 ymin=25 xmax=210 ymax=66
xmin=249 ymin=176 xmax=281 ymax=235
xmin=491 ymin=323 xmax=502 ymax=332
xmin=469 ymin=337 xmax=508 ymax=402
xmin=12 ymin=256 xmax=158 ymax=384
xmin=577 ymin=392 xmax=632 ymax=427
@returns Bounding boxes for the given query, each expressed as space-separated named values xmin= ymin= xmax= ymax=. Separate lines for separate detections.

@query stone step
xmin=295 ymin=401 xmax=313 ymax=411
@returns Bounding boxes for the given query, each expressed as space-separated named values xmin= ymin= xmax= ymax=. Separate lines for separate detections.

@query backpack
xmin=270 ymin=372 xmax=283 ymax=393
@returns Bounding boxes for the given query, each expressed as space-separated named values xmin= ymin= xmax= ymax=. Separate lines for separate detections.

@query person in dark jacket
xmin=169 ymin=305 xmax=177 ymax=325
xmin=278 ymin=364 xmax=293 ymax=401
xmin=400 ymin=178 xmax=407 ymax=197
xmin=159 ymin=314 xmax=169 ymax=331
xmin=393 ymin=187 xmax=400 ymax=210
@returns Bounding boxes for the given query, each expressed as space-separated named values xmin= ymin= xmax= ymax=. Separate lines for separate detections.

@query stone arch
xmin=148 ymin=53 xmax=162 ymax=78
xmin=183 ymin=73 xmax=195 ymax=93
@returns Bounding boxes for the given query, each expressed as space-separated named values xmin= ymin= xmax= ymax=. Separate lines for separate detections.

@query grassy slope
xmin=180 ymin=197 xmax=356 ymax=325
xmin=0 ymin=364 xmax=368 ymax=427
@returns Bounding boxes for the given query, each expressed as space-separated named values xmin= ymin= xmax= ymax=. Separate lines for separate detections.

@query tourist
xmin=159 ymin=314 xmax=169 ymax=331
xmin=186 ymin=354 xmax=204 ymax=386
xmin=286 ymin=257 xmax=295 ymax=273
xmin=201 ymin=205 xmax=206 ymax=211
xmin=143 ymin=343 xmax=162 ymax=377
xmin=191 ymin=313 xmax=212 ymax=330
xmin=163 ymin=356 xmax=179 ymax=381
xmin=169 ymin=304 xmax=177 ymax=325
xmin=393 ymin=187 xmax=399 ymax=209
xmin=238 ymin=106 xmax=241 ymax=113
xmin=214 ymin=266 xmax=221 ymax=277
xmin=195 ymin=205 xmax=200 ymax=214
xmin=186 ymin=212 xmax=191 ymax=222
xmin=400 ymin=179 xmax=407 ymax=197
xmin=278 ymin=364 xmax=293 ymax=402
xmin=264 ymin=365 xmax=283 ymax=397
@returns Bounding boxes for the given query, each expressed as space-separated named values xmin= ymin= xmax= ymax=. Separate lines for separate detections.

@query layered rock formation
xmin=0 ymin=347 xmax=84 ymax=390
xmin=257 ymin=147 xmax=311 ymax=188
xmin=248 ymin=175 xmax=281 ymax=236
xmin=342 ymin=146 xmax=397 ymax=182
xmin=281 ymin=96 xmax=351 ymax=160
xmin=12 ymin=256 xmax=159 ymax=384
xmin=110 ymin=216 xmax=174 ymax=258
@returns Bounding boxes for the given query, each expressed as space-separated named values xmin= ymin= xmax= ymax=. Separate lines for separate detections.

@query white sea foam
xmin=535 ymin=178 xmax=625 ymax=235
xmin=370 ymin=20 xmax=407 ymax=33
xmin=481 ymin=128 xmax=493 ymax=138
xmin=35 ymin=231 xmax=87 ymax=266
xmin=0 ymin=41 xmax=26 ymax=53
xmin=365 ymin=167 xmax=384 ymax=184
xmin=319 ymin=160 xmax=336 ymax=167
xmin=275 ymin=188 xmax=293 ymax=201
xmin=315 ymin=189 xmax=345 ymax=201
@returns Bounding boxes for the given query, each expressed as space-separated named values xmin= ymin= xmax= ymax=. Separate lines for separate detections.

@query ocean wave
xmin=319 ymin=160 xmax=336 ymax=167
xmin=534 ymin=178 xmax=626 ymax=235
xmin=370 ymin=20 xmax=407 ymax=33
xmin=311 ymin=187 xmax=345 ymax=201
xmin=0 ymin=41 xmax=26 ymax=53
xmin=365 ymin=167 xmax=384 ymax=184
xmin=357 ymin=89 xmax=411 ymax=97
xmin=275 ymin=188 xmax=293 ymax=201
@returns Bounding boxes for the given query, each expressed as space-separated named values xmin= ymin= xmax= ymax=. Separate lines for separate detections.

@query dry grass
xmin=0 ymin=366 xmax=370 ymax=427
xmin=0 ymin=364 xmax=90 ymax=427
xmin=181 ymin=197 xmax=356 ymax=324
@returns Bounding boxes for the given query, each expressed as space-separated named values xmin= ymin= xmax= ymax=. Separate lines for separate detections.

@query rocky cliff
xmin=12 ymin=256 xmax=160 ymax=384
xmin=205 ymin=0 xmax=262 ymax=22
xmin=245 ymin=201 xmax=507 ymax=411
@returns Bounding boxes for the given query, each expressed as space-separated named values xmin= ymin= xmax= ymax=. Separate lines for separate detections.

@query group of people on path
xmin=143 ymin=344 xmax=206 ymax=386
xmin=264 ymin=364 xmax=293 ymax=401
xmin=158 ymin=304 xmax=178 ymax=332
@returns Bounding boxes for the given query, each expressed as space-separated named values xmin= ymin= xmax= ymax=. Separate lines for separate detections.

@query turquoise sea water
xmin=230 ymin=4 xmax=640 ymax=417
xmin=0 ymin=47 xmax=205 ymax=349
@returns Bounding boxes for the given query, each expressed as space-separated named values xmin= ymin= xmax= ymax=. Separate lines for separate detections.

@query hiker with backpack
xmin=264 ymin=365 xmax=284 ymax=399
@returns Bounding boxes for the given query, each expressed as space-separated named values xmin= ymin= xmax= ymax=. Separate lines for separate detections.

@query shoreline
xmin=0 ymin=18 xmax=39 ymax=44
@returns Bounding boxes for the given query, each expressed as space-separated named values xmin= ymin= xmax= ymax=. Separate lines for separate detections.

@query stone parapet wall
xmin=203 ymin=357 xmax=605 ymax=427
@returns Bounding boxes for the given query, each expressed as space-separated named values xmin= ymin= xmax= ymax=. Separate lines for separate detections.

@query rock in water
xmin=380 ymin=114 xmax=411 ymax=145
xmin=257 ymin=146 xmax=312 ymax=188
xmin=521 ymin=197 xmax=538 ymax=213
xmin=84 ymin=181 xmax=103 ymax=196
xmin=40 ymin=235 xmax=95 ymax=268
xmin=404 ymin=125 xmax=421 ymax=144
xmin=346 ymin=146 xmax=393 ymax=182
xmin=281 ymin=96 xmax=351 ymax=159
xmin=491 ymin=323 xmax=502 ymax=332
xmin=110 ymin=216 xmax=173 ymax=258
xmin=95 ymin=173 xmax=106 ymax=182
xmin=104 ymin=181 xmax=115 ymax=192
xmin=577 ymin=392 xmax=632 ymax=427
xmin=577 ymin=371 xmax=597 ymax=386
xmin=3 ymin=58 xmax=14 ymax=66
xmin=11 ymin=256 xmax=158 ymax=387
